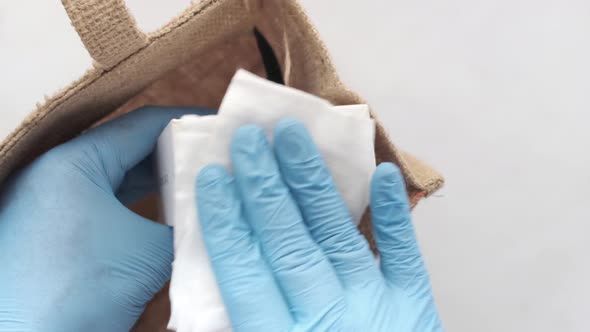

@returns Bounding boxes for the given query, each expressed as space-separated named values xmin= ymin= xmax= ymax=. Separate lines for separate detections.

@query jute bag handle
xmin=61 ymin=0 xmax=148 ymax=69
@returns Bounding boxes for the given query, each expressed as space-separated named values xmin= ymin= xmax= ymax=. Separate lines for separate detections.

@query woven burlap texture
xmin=0 ymin=0 xmax=442 ymax=195
xmin=62 ymin=0 xmax=148 ymax=69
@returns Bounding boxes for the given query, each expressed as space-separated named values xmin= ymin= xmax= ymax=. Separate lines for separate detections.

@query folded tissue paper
xmin=156 ymin=69 xmax=376 ymax=331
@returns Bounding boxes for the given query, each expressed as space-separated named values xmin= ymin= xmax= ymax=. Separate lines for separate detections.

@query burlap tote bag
xmin=0 ymin=0 xmax=444 ymax=330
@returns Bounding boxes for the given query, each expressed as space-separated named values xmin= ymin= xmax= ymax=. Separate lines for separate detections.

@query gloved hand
xmin=0 ymin=107 xmax=209 ymax=332
xmin=197 ymin=119 xmax=443 ymax=331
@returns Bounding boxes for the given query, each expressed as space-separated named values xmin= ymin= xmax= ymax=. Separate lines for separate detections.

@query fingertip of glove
xmin=197 ymin=164 xmax=229 ymax=188
xmin=275 ymin=117 xmax=305 ymax=137
xmin=374 ymin=162 xmax=404 ymax=186
xmin=371 ymin=163 xmax=412 ymax=227
xmin=233 ymin=124 xmax=265 ymax=145
xmin=136 ymin=219 xmax=174 ymax=258
xmin=158 ymin=224 xmax=174 ymax=251
xmin=274 ymin=118 xmax=318 ymax=162
xmin=372 ymin=163 xmax=409 ymax=205
xmin=230 ymin=125 xmax=270 ymax=165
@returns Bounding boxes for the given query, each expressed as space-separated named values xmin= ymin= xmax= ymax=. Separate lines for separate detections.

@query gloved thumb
xmin=102 ymin=209 xmax=174 ymax=315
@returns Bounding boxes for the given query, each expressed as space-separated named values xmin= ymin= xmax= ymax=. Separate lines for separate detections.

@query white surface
xmin=1 ymin=1 xmax=589 ymax=331
xmin=158 ymin=115 xmax=228 ymax=332
xmin=157 ymin=70 xmax=375 ymax=331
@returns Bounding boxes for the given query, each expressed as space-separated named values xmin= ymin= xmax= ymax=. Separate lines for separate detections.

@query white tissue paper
xmin=156 ymin=69 xmax=376 ymax=332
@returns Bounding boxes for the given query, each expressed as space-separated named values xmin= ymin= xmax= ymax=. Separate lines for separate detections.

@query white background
xmin=1 ymin=1 xmax=589 ymax=331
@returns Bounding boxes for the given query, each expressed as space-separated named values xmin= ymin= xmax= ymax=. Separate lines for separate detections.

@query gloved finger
xmin=65 ymin=106 xmax=214 ymax=191
xmin=273 ymin=118 xmax=380 ymax=287
xmin=197 ymin=164 xmax=293 ymax=331
xmin=116 ymin=156 xmax=156 ymax=206
xmin=104 ymin=208 xmax=175 ymax=307
xmin=231 ymin=126 xmax=344 ymax=323
xmin=370 ymin=163 xmax=430 ymax=290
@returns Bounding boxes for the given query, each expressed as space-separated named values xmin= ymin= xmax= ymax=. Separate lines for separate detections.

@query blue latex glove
xmin=197 ymin=119 xmax=443 ymax=331
xmin=0 ymin=107 xmax=209 ymax=331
